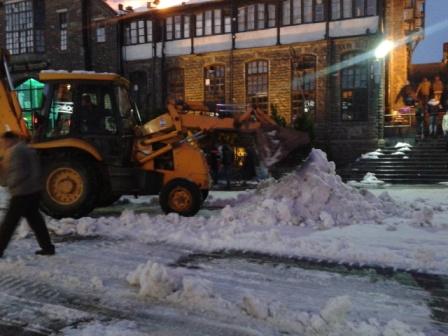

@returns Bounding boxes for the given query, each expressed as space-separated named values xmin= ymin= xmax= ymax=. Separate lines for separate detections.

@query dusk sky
xmin=413 ymin=0 xmax=447 ymax=64
xmin=107 ymin=0 xmax=446 ymax=65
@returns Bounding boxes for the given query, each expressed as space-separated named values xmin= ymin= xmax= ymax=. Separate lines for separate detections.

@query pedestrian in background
xmin=395 ymin=80 xmax=416 ymax=106
xmin=442 ymin=110 xmax=448 ymax=151
xmin=427 ymin=97 xmax=442 ymax=137
xmin=432 ymin=75 xmax=444 ymax=101
xmin=416 ymin=77 xmax=431 ymax=110
xmin=0 ymin=131 xmax=55 ymax=257
xmin=415 ymin=101 xmax=425 ymax=139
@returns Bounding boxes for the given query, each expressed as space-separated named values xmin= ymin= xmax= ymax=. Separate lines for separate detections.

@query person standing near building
xmin=395 ymin=81 xmax=416 ymax=106
xmin=415 ymin=101 xmax=425 ymax=139
xmin=416 ymin=77 xmax=431 ymax=110
xmin=427 ymin=97 xmax=442 ymax=137
xmin=0 ymin=131 xmax=55 ymax=257
xmin=432 ymin=75 xmax=444 ymax=101
xmin=442 ymin=109 xmax=448 ymax=150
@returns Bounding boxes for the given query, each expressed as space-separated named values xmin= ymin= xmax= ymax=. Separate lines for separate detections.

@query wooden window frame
xmin=195 ymin=9 xmax=227 ymax=37
xmin=167 ymin=68 xmax=185 ymax=102
xmin=123 ymin=19 xmax=153 ymax=45
xmin=165 ymin=15 xmax=190 ymax=40
xmin=5 ymin=0 xmax=43 ymax=55
xmin=238 ymin=3 xmax=277 ymax=32
xmin=331 ymin=0 xmax=377 ymax=20
xmin=204 ymin=64 xmax=226 ymax=105
xmin=59 ymin=11 xmax=68 ymax=51
xmin=246 ymin=60 xmax=269 ymax=113
xmin=282 ymin=0 xmax=326 ymax=26
xmin=340 ymin=52 xmax=369 ymax=122
xmin=291 ymin=54 xmax=317 ymax=122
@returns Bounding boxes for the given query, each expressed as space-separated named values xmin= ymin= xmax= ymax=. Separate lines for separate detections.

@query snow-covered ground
xmin=0 ymin=149 xmax=447 ymax=335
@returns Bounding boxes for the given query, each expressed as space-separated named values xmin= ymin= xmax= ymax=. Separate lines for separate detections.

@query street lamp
xmin=375 ymin=40 xmax=395 ymax=59
xmin=374 ymin=40 xmax=394 ymax=143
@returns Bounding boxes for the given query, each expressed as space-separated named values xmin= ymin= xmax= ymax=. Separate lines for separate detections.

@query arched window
xmin=246 ymin=60 xmax=269 ymax=112
xmin=291 ymin=55 xmax=316 ymax=122
xmin=340 ymin=52 xmax=368 ymax=121
xmin=204 ymin=64 xmax=225 ymax=107
xmin=167 ymin=68 xmax=185 ymax=102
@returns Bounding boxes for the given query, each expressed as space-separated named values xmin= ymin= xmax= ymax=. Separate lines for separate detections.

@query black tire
xmin=40 ymin=158 xmax=98 ymax=219
xmin=201 ymin=190 xmax=209 ymax=203
xmin=159 ymin=179 xmax=202 ymax=217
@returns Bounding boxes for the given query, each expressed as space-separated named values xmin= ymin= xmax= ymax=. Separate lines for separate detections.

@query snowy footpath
xmin=0 ymin=149 xmax=446 ymax=335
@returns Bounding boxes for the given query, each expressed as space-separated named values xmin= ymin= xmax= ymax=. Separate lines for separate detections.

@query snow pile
xmin=127 ymin=262 xmax=427 ymax=335
xmin=241 ymin=294 xmax=424 ymax=336
xmin=392 ymin=151 xmax=406 ymax=156
xmin=226 ymin=149 xmax=401 ymax=228
xmin=348 ymin=172 xmax=386 ymax=187
xmin=394 ymin=142 xmax=412 ymax=149
xmin=361 ymin=149 xmax=384 ymax=160
xmin=127 ymin=260 xmax=181 ymax=299
xmin=127 ymin=260 xmax=232 ymax=311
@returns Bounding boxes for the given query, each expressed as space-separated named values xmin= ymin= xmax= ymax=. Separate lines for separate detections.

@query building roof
xmin=39 ymin=71 xmax=129 ymax=87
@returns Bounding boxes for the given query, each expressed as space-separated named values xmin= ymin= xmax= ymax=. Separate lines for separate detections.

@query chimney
xmin=118 ymin=4 xmax=123 ymax=11
xmin=125 ymin=6 xmax=133 ymax=12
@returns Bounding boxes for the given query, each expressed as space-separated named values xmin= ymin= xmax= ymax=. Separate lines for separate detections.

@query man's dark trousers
xmin=0 ymin=192 xmax=53 ymax=254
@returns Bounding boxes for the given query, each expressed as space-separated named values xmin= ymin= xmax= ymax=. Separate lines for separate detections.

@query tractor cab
xmin=36 ymin=71 xmax=141 ymax=165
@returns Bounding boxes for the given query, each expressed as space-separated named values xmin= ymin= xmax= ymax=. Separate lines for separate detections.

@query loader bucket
xmin=255 ymin=124 xmax=310 ymax=168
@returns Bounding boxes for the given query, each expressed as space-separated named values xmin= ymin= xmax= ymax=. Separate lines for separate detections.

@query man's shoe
xmin=35 ymin=248 xmax=55 ymax=256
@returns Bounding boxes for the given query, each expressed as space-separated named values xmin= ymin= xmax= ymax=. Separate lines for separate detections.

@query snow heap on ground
xmin=127 ymin=260 xmax=232 ymax=312
xmin=348 ymin=172 xmax=386 ymax=188
xmin=361 ymin=149 xmax=384 ymax=159
xmin=225 ymin=149 xmax=401 ymax=229
xmin=126 ymin=260 xmax=425 ymax=336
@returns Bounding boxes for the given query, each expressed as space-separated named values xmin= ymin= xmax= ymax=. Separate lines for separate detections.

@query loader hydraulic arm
xmin=0 ymin=49 xmax=30 ymax=139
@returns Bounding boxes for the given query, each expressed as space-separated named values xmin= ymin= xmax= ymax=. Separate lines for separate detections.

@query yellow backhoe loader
xmin=0 ymin=50 xmax=309 ymax=219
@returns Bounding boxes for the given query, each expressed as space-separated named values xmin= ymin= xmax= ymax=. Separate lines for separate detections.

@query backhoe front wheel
xmin=159 ymin=179 xmax=202 ymax=217
xmin=41 ymin=159 xmax=98 ymax=219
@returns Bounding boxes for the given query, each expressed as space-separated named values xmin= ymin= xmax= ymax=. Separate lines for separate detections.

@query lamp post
xmin=374 ymin=40 xmax=394 ymax=145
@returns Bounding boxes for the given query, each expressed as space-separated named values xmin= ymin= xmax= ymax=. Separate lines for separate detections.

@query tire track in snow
xmin=0 ymin=238 xmax=276 ymax=335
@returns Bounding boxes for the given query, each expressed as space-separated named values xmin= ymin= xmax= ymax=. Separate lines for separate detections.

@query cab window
xmin=76 ymin=85 xmax=118 ymax=134
xmin=45 ymin=83 xmax=74 ymax=138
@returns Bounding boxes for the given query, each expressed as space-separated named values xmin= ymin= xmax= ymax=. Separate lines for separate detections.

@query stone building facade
xmin=120 ymin=0 xmax=425 ymax=165
xmin=0 ymin=0 xmax=120 ymax=83
xmin=0 ymin=0 xmax=426 ymax=166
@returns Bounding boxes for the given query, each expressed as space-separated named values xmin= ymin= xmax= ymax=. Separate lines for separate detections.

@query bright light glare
xmin=111 ymin=0 xmax=185 ymax=9
xmin=375 ymin=40 xmax=395 ymax=59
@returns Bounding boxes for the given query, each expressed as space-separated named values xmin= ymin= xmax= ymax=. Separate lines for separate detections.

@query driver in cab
xmin=79 ymin=94 xmax=99 ymax=133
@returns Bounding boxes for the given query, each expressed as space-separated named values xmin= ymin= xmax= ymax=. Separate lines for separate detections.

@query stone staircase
xmin=338 ymin=138 xmax=448 ymax=184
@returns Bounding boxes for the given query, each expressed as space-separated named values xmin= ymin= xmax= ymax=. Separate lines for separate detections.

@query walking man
xmin=0 ymin=131 xmax=55 ymax=257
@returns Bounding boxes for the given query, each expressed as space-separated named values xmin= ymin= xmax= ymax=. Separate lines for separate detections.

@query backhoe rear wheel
xmin=159 ymin=179 xmax=201 ymax=217
xmin=41 ymin=158 xmax=98 ymax=219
